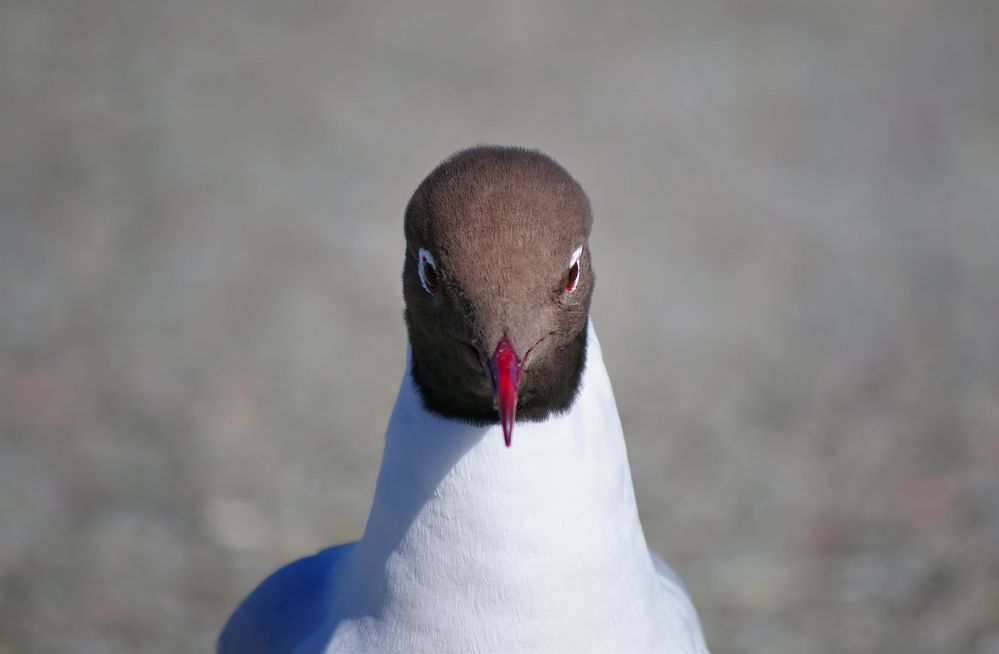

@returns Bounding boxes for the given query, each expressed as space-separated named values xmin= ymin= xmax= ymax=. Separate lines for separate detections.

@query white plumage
xmin=219 ymin=323 xmax=708 ymax=653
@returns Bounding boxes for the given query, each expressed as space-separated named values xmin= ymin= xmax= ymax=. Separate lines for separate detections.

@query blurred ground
xmin=2 ymin=1 xmax=998 ymax=652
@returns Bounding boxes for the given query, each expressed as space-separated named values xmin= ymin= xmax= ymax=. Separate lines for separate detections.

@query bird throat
xmin=408 ymin=327 xmax=589 ymax=429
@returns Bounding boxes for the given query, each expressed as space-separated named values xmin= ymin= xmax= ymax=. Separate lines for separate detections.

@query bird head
xmin=402 ymin=146 xmax=595 ymax=447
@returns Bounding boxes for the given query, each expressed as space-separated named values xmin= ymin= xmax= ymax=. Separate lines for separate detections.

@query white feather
xmin=220 ymin=323 xmax=708 ymax=653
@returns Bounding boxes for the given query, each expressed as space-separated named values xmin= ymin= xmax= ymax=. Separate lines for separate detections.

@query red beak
xmin=489 ymin=337 xmax=522 ymax=447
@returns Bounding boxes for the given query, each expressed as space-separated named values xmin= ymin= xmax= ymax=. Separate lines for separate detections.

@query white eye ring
xmin=418 ymin=248 xmax=440 ymax=295
xmin=565 ymin=246 xmax=583 ymax=293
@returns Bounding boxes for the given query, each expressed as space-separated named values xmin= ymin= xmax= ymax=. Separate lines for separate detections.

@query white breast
xmin=297 ymin=323 xmax=707 ymax=653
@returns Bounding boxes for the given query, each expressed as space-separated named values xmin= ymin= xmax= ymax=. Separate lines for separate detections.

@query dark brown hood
xmin=402 ymin=146 xmax=595 ymax=431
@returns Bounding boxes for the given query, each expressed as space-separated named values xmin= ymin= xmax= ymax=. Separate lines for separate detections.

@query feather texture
xmin=219 ymin=324 xmax=708 ymax=653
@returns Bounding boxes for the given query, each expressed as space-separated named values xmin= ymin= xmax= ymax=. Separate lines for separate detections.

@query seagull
xmin=218 ymin=146 xmax=709 ymax=653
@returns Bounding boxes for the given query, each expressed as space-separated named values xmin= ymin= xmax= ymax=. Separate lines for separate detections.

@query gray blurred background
xmin=2 ymin=1 xmax=998 ymax=652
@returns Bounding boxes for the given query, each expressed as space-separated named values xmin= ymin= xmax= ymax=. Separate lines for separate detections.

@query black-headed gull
xmin=219 ymin=146 xmax=709 ymax=653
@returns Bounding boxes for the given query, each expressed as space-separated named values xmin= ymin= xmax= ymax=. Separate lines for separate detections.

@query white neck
xmin=324 ymin=324 xmax=666 ymax=651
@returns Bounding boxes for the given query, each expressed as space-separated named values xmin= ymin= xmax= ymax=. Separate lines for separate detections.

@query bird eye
xmin=418 ymin=248 xmax=440 ymax=295
xmin=565 ymin=246 xmax=583 ymax=293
